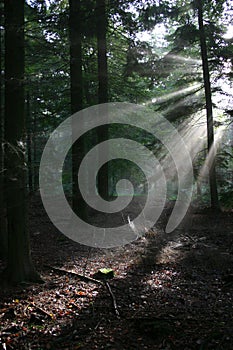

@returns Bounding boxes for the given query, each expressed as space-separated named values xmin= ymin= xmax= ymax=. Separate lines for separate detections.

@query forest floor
xmin=0 ymin=195 xmax=233 ymax=350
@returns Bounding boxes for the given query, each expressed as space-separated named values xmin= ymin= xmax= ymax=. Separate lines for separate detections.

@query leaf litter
xmin=0 ymin=196 xmax=232 ymax=349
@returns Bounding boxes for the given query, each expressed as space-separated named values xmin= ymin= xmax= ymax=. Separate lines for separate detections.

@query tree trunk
xmin=32 ymin=111 xmax=38 ymax=191
xmin=96 ymin=0 xmax=109 ymax=199
xmin=3 ymin=0 xmax=41 ymax=284
xmin=69 ymin=0 xmax=86 ymax=219
xmin=197 ymin=0 xmax=220 ymax=210
xmin=0 ymin=0 xmax=7 ymax=260
xmin=26 ymin=91 xmax=33 ymax=193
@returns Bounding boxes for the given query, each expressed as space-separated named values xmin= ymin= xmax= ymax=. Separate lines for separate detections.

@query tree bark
xmin=26 ymin=91 xmax=33 ymax=193
xmin=32 ymin=111 xmax=38 ymax=191
xmin=0 ymin=0 xmax=7 ymax=260
xmin=3 ymin=0 xmax=41 ymax=284
xmin=96 ymin=0 xmax=109 ymax=199
xmin=197 ymin=0 xmax=220 ymax=210
xmin=69 ymin=0 xmax=86 ymax=219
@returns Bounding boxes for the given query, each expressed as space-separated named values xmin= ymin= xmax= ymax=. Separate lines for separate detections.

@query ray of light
xmin=160 ymin=114 xmax=207 ymax=181
xmin=195 ymin=124 xmax=227 ymax=193
xmin=150 ymin=83 xmax=202 ymax=104
xmin=164 ymin=54 xmax=202 ymax=66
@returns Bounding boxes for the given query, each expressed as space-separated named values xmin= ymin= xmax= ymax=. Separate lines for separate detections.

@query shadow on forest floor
xmin=0 ymin=195 xmax=233 ymax=349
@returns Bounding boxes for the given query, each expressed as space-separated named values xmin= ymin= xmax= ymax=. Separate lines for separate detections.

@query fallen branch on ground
xmin=45 ymin=265 xmax=104 ymax=285
xmin=26 ymin=301 xmax=53 ymax=318
xmin=105 ymin=281 xmax=120 ymax=318
xmin=45 ymin=265 xmax=121 ymax=318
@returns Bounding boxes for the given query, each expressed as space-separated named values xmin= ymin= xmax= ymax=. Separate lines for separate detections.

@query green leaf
xmin=93 ymin=268 xmax=115 ymax=280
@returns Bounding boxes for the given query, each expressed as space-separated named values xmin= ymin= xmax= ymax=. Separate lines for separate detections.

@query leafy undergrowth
xmin=0 ymin=197 xmax=233 ymax=349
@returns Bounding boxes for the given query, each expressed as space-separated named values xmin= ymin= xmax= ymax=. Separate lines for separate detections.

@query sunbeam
xmin=195 ymin=123 xmax=227 ymax=199
xmin=160 ymin=113 xmax=207 ymax=181
xmin=150 ymin=83 xmax=202 ymax=104
xmin=164 ymin=54 xmax=202 ymax=66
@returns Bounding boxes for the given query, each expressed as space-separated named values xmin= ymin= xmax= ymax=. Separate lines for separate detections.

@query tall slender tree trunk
xmin=197 ymin=0 xmax=220 ymax=210
xmin=3 ymin=0 xmax=41 ymax=284
xmin=69 ymin=0 xmax=86 ymax=218
xmin=0 ymin=0 xmax=7 ymax=259
xmin=26 ymin=91 xmax=33 ymax=193
xmin=32 ymin=111 xmax=38 ymax=191
xmin=96 ymin=0 xmax=109 ymax=199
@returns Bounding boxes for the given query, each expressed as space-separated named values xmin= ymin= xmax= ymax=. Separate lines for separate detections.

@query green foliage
xmin=93 ymin=268 xmax=114 ymax=280
xmin=22 ymin=0 xmax=233 ymax=206
xmin=217 ymin=147 xmax=233 ymax=209
xmin=219 ymin=189 xmax=233 ymax=209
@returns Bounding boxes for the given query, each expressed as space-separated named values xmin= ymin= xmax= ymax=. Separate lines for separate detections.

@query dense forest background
xmin=0 ymin=0 xmax=233 ymax=282
xmin=0 ymin=1 xmax=233 ymax=349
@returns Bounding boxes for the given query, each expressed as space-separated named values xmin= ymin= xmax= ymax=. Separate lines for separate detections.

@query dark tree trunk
xmin=26 ymin=92 xmax=33 ymax=193
xmin=96 ymin=0 xmax=109 ymax=199
xmin=32 ymin=112 xmax=38 ymax=191
xmin=197 ymin=0 xmax=220 ymax=210
xmin=0 ymin=0 xmax=7 ymax=260
xmin=2 ymin=0 xmax=41 ymax=284
xmin=69 ymin=0 xmax=86 ymax=219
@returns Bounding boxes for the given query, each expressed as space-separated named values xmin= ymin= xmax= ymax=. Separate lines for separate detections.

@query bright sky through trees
xmin=223 ymin=24 xmax=233 ymax=39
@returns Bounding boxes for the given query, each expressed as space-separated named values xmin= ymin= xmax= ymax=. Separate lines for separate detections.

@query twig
xmin=27 ymin=301 xmax=53 ymax=318
xmin=105 ymin=281 xmax=120 ymax=318
xmin=45 ymin=265 xmax=104 ymax=285
xmin=45 ymin=265 xmax=120 ymax=318
xmin=94 ymin=317 xmax=104 ymax=330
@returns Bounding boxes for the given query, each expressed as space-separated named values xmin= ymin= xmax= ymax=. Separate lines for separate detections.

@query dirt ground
xmin=0 ymin=196 xmax=233 ymax=349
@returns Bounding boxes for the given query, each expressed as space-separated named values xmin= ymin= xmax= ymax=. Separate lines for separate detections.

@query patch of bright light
xmin=137 ymin=23 xmax=168 ymax=46
xmin=165 ymin=54 xmax=202 ymax=65
xmin=223 ymin=24 xmax=233 ymax=39
xmin=151 ymin=83 xmax=202 ymax=104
